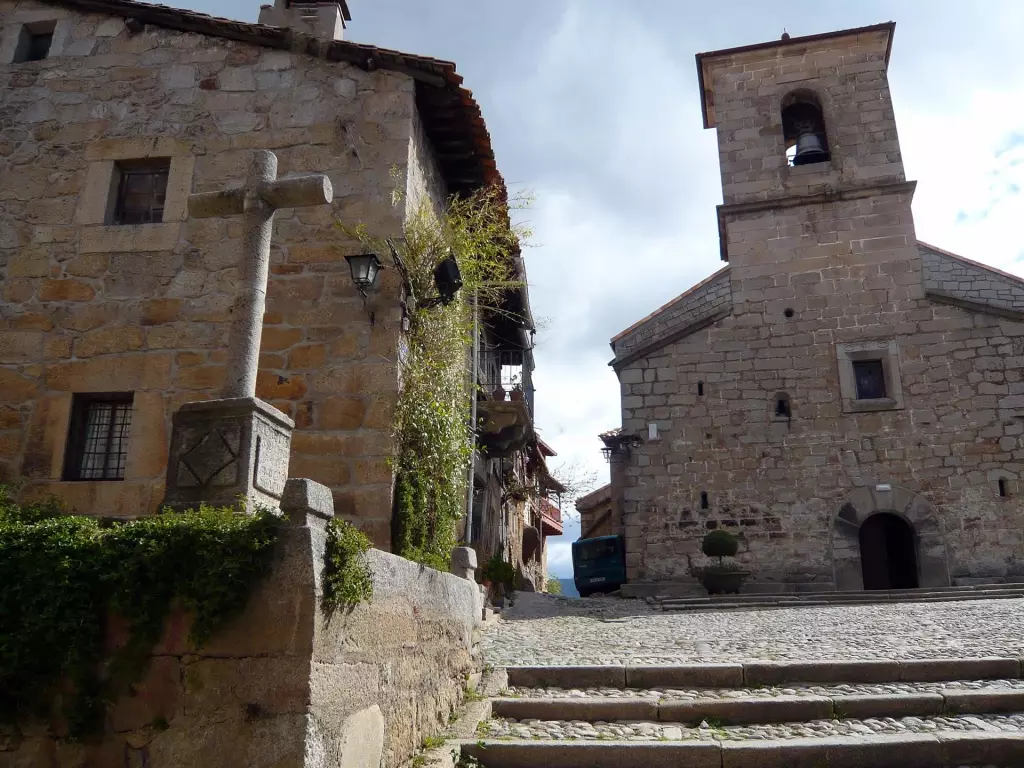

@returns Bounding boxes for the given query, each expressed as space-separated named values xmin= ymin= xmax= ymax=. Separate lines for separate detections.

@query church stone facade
xmin=611 ymin=23 xmax=1024 ymax=593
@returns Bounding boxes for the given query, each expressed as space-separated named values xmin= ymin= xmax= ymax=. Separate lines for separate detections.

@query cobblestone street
xmin=481 ymin=593 xmax=1024 ymax=667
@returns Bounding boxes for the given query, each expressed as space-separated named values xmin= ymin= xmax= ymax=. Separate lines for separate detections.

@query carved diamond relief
xmin=177 ymin=427 xmax=240 ymax=488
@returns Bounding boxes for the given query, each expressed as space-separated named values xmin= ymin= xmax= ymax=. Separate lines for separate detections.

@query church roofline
xmin=575 ymin=483 xmax=611 ymax=512
xmin=696 ymin=21 xmax=896 ymax=129
xmin=41 ymin=0 xmax=501 ymax=196
xmin=611 ymin=265 xmax=731 ymax=343
xmin=918 ymin=241 xmax=1024 ymax=287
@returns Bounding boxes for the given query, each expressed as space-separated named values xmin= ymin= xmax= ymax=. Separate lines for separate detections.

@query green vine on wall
xmin=343 ymin=184 xmax=530 ymax=570
xmin=0 ymin=489 xmax=279 ymax=737
xmin=322 ymin=517 xmax=373 ymax=614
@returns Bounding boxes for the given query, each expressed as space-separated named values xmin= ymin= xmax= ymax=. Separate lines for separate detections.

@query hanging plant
xmin=341 ymin=182 xmax=530 ymax=569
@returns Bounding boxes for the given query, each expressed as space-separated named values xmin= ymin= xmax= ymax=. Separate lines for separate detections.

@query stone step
xmin=658 ymin=588 xmax=1024 ymax=609
xmin=492 ymin=683 xmax=1024 ymax=724
xmin=459 ymin=731 xmax=1024 ymax=768
xmin=655 ymin=585 xmax=1024 ymax=606
xmin=658 ymin=593 xmax=1024 ymax=612
xmin=505 ymin=658 xmax=1024 ymax=689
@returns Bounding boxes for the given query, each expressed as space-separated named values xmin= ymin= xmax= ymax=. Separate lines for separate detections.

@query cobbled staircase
xmin=654 ymin=582 xmax=1024 ymax=612
xmin=459 ymin=658 xmax=1024 ymax=767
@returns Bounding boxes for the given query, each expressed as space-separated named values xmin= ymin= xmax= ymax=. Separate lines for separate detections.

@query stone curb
xmin=832 ymin=692 xmax=944 ymax=719
xmin=458 ymin=740 xmax=721 ymax=768
xmin=897 ymin=657 xmax=1021 ymax=682
xmin=942 ymin=688 xmax=1024 ymax=715
xmin=719 ymin=733 xmax=945 ymax=768
xmin=506 ymin=665 xmax=626 ymax=688
xmin=743 ymin=660 xmax=900 ymax=685
xmin=492 ymin=687 xmax=1020 ymax=726
xmin=461 ymin=731 xmax=1024 ymax=767
xmin=627 ymin=663 xmax=743 ymax=688
xmin=937 ymin=731 xmax=1024 ymax=764
xmin=504 ymin=657 xmax=1024 ymax=689
xmin=491 ymin=697 xmax=659 ymax=722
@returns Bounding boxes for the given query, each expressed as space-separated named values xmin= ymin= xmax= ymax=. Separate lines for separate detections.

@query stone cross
xmin=188 ymin=150 xmax=333 ymax=399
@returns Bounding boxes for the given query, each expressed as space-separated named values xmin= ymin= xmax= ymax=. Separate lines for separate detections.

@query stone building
xmin=470 ymin=312 xmax=565 ymax=592
xmin=0 ymin=0 xmax=542 ymax=557
xmin=610 ymin=23 xmax=1024 ymax=594
xmin=576 ymin=483 xmax=613 ymax=540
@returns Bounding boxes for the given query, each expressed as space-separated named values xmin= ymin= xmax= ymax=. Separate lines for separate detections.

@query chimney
xmin=258 ymin=0 xmax=351 ymax=41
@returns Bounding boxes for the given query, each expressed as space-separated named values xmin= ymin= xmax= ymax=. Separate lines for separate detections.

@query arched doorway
xmin=859 ymin=513 xmax=918 ymax=590
xmin=831 ymin=485 xmax=950 ymax=591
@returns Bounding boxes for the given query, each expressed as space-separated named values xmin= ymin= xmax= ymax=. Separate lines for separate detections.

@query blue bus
xmin=572 ymin=535 xmax=626 ymax=597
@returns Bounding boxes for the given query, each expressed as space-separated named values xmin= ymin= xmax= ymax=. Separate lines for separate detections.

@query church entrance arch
xmin=859 ymin=513 xmax=918 ymax=590
xmin=831 ymin=485 xmax=949 ymax=591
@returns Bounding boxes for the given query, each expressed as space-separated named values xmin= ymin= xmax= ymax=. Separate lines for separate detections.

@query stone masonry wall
xmin=612 ymin=266 xmax=731 ymax=362
xmin=0 ymin=0 xmax=446 ymax=546
xmin=618 ymin=195 xmax=1024 ymax=588
xmin=922 ymin=243 xmax=1024 ymax=319
xmin=0 ymin=485 xmax=482 ymax=768
xmin=615 ymin=28 xmax=1024 ymax=590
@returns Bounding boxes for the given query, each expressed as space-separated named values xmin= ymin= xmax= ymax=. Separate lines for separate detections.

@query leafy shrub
xmin=546 ymin=577 xmax=562 ymax=595
xmin=322 ymin=518 xmax=373 ymax=615
xmin=481 ymin=554 xmax=518 ymax=591
xmin=0 ymin=488 xmax=279 ymax=737
xmin=701 ymin=529 xmax=738 ymax=563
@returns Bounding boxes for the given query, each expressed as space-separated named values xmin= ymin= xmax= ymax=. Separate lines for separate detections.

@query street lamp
xmin=344 ymin=253 xmax=384 ymax=297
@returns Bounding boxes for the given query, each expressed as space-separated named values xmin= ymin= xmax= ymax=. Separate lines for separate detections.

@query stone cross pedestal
xmin=163 ymin=151 xmax=333 ymax=513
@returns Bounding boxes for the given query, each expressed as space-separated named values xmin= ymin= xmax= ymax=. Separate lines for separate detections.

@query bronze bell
xmin=793 ymin=131 xmax=828 ymax=166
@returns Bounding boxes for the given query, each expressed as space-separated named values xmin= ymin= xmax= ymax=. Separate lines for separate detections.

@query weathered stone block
xmin=163 ymin=396 xmax=294 ymax=512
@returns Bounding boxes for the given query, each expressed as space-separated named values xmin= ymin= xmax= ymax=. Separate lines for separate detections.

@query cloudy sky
xmin=188 ymin=0 xmax=1024 ymax=577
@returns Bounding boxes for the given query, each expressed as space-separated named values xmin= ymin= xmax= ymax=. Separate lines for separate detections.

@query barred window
xmin=64 ymin=394 xmax=133 ymax=481
xmin=113 ymin=160 xmax=170 ymax=225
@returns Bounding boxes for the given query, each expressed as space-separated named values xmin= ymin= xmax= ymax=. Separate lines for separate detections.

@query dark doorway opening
xmin=859 ymin=513 xmax=918 ymax=590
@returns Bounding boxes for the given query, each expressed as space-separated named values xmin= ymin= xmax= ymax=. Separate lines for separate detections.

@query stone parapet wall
xmin=0 ymin=0 xmax=448 ymax=545
xmin=0 ymin=483 xmax=482 ymax=768
xmin=922 ymin=243 xmax=1024 ymax=320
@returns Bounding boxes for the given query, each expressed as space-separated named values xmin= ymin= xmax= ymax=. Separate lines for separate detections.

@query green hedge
xmin=0 ymin=489 xmax=279 ymax=737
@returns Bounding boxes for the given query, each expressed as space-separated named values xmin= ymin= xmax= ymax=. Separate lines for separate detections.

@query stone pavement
xmin=480 ymin=592 xmax=1024 ymax=666
xmin=457 ymin=593 xmax=1024 ymax=767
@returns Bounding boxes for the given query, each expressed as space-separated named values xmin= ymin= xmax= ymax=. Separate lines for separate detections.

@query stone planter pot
xmin=697 ymin=568 xmax=749 ymax=595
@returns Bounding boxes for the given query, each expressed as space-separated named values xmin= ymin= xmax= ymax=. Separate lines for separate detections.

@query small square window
xmin=853 ymin=360 xmax=887 ymax=400
xmin=64 ymin=394 xmax=134 ymax=481
xmin=112 ymin=160 xmax=170 ymax=225
xmin=14 ymin=22 xmax=56 ymax=63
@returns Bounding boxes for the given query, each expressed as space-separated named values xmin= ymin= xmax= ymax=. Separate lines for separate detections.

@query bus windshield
xmin=576 ymin=538 xmax=618 ymax=563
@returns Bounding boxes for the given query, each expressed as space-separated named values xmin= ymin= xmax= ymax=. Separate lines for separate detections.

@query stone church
xmin=610 ymin=23 xmax=1024 ymax=594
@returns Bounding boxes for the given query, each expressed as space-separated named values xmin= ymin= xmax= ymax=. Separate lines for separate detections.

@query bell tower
xmin=695 ymin=23 xmax=923 ymax=320
xmin=258 ymin=0 xmax=351 ymax=40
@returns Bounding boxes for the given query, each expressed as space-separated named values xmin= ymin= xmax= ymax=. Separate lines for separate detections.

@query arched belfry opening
xmin=782 ymin=90 xmax=830 ymax=167
xmin=858 ymin=513 xmax=918 ymax=590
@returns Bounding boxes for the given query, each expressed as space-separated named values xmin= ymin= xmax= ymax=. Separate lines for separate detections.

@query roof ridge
xmin=919 ymin=240 xmax=1024 ymax=285
xmin=42 ymin=0 xmax=502 ymax=195
xmin=611 ymin=265 xmax=730 ymax=343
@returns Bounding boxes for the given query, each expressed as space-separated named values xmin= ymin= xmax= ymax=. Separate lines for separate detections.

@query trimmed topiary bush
xmin=701 ymin=529 xmax=738 ymax=564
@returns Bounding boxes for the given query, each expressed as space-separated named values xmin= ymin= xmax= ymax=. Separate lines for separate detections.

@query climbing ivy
xmin=0 ymin=488 xmax=279 ymax=737
xmin=322 ymin=517 xmax=373 ymax=614
xmin=343 ymin=184 xmax=529 ymax=569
